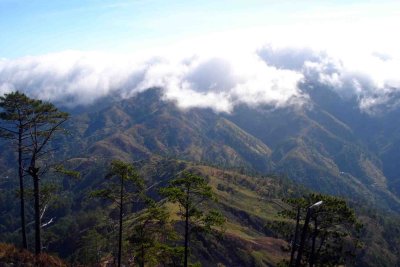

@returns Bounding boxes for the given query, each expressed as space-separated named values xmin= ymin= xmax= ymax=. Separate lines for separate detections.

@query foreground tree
xmin=91 ymin=160 xmax=145 ymax=267
xmin=25 ymin=100 xmax=69 ymax=254
xmin=160 ymin=171 xmax=225 ymax=267
xmin=129 ymin=201 xmax=179 ymax=267
xmin=0 ymin=91 xmax=37 ymax=249
xmin=271 ymin=193 xmax=362 ymax=266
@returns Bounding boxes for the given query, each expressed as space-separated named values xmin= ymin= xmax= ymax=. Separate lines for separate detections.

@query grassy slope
xmin=193 ymin=165 xmax=289 ymax=266
xmin=106 ymin=157 xmax=298 ymax=266
xmin=62 ymin=89 xmax=400 ymax=214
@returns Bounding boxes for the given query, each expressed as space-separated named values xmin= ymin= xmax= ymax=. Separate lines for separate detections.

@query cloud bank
xmin=0 ymin=43 xmax=399 ymax=113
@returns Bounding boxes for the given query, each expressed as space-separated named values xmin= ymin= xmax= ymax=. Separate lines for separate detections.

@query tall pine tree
xmin=91 ymin=160 xmax=145 ymax=267
xmin=0 ymin=92 xmax=40 ymax=249
xmin=25 ymin=99 xmax=69 ymax=254
xmin=160 ymin=171 xmax=225 ymax=267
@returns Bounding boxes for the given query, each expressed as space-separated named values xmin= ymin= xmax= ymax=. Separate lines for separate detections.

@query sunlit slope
xmin=64 ymin=88 xmax=400 ymax=212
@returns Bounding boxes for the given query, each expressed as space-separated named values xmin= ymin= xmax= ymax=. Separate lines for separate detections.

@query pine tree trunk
xmin=140 ymin=243 xmax=145 ymax=267
xmin=117 ymin=177 xmax=124 ymax=267
xmin=289 ymin=206 xmax=301 ymax=266
xmin=184 ymin=202 xmax=189 ymax=267
xmin=310 ymin=218 xmax=318 ymax=267
xmin=295 ymin=208 xmax=312 ymax=267
xmin=32 ymin=168 xmax=41 ymax=255
xmin=18 ymin=129 xmax=27 ymax=249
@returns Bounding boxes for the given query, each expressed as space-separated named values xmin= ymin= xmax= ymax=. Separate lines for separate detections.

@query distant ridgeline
xmin=58 ymin=87 xmax=400 ymax=212
xmin=1 ymin=88 xmax=400 ymax=266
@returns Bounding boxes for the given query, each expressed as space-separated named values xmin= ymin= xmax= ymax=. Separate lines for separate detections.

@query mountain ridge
xmin=61 ymin=87 xmax=400 ymax=213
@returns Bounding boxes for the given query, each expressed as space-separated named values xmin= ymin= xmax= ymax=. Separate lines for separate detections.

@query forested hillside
xmin=62 ymin=87 xmax=400 ymax=212
xmin=1 ymin=0 xmax=400 ymax=266
xmin=1 ymin=88 xmax=400 ymax=266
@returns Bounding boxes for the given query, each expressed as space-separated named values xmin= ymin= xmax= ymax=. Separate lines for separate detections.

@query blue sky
xmin=1 ymin=0 xmax=399 ymax=58
xmin=1 ymin=0 xmax=399 ymax=112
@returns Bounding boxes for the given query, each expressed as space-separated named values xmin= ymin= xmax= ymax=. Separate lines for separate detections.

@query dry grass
xmin=0 ymin=243 xmax=66 ymax=267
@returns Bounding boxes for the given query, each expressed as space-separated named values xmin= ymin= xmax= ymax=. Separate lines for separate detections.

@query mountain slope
xmin=69 ymin=89 xmax=273 ymax=172
xmin=63 ymin=88 xmax=400 ymax=212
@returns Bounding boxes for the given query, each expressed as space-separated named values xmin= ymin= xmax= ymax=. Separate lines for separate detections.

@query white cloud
xmin=0 ymin=48 xmax=306 ymax=112
xmin=298 ymin=47 xmax=400 ymax=112
xmin=251 ymin=42 xmax=400 ymax=113
xmin=0 ymin=39 xmax=399 ymax=114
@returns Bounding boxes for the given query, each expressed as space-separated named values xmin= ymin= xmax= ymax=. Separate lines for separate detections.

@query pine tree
xmin=129 ymin=201 xmax=178 ymax=267
xmin=24 ymin=99 xmax=69 ymax=254
xmin=0 ymin=91 xmax=36 ymax=249
xmin=91 ymin=159 xmax=145 ymax=267
xmin=0 ymin=92 xmax=68 ymax=252
xmin=160 ymin=171 xmax=225 ymax=267
xmin=271 ymin=193 xmax=362 ymax=266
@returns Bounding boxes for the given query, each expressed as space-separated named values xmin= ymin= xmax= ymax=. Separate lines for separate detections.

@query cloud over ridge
xmin=0 ymin=42 xmax=399 ymax=113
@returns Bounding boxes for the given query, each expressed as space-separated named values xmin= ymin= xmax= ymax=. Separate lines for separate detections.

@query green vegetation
xmin=0 ymin=91 xmax=36 ymax=249
xmin=160 ymin=171 xmax=225 ymax=267
xmin=91 ymin=159 xmax=145 ymax=267
xmin=1 ymin=89 xmax=400 ymax=266
xmin=26 ymin=100 xmax=69 ymax=255
xmin=129 ymin=201 xmax=178 ymax=267
xmin=0 ymin=91 xmax=69 ymax=255
xmin=269 ymin=193 xmax=362 ymax=266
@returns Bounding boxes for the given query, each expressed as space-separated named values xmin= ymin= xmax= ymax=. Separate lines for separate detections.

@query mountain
xmin=2 ymin=85 xmax=400 ymax=266
xmin=63 ymin=86 xmax=400 ymax=212
xmin=67 ymin=89 xmax=274 ymax=173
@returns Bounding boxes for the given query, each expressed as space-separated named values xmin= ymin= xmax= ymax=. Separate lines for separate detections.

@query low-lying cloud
xmin=257 ymin=45 xmax=400 ymax=113
xmin=0 ymin=43 xmax=399 ymax=114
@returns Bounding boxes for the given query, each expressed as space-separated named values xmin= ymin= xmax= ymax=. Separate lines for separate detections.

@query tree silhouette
xmin=160 ymin=171 xmax=225 ymax=267
xmin=271 ymin=193 xmax=362 ymax=266
xmin=91 ymin=159 xmax=145 ymax=267
xmin=129 ymin=201 xmax=179 ymax=267
xmin=0 ymin=91 xmax=37 ymax=249
xmin=24 ymin=99 xmax=69 ymax=254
